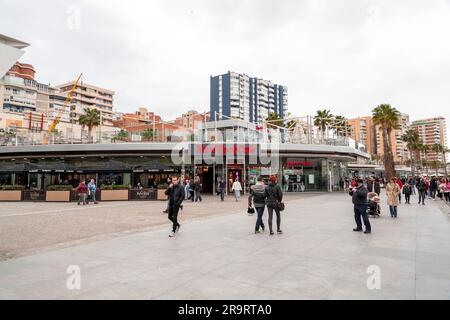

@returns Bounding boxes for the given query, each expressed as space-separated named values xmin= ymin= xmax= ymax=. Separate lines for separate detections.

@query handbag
xmin=248 ymin=207 xmax=255 ymax=214
xmin=277 ymin=201 xmax=285 ymax=212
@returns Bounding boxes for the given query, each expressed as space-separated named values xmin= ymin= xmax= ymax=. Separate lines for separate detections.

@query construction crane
xmin=48 ymin=73 xmax=83 ymax=133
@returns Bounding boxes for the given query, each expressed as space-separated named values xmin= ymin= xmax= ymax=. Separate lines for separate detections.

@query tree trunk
xmin=88 ymin=127 xmax=93 ymax=144
xmin=382 ymin=127 xmax=396 ymax=179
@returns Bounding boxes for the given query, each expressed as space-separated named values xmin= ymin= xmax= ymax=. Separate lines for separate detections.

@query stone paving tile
xmin=1 ymin=192 xmax=449 ymax=300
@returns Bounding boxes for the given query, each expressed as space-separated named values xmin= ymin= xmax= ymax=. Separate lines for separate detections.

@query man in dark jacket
xmin=248 ymin=176 xmax=267 ymax=234
xmin=165 ymin=176 xmax=185 ymax=238
xmin=417 ymin=178 xmax=427 ymax=205
xmin=351 ymin=178 xmax=371 ymax=234
xmin=218 ymin=177 xmax=226 ymax=201
xmin=430 ymin=178 xmax=438 ymax=200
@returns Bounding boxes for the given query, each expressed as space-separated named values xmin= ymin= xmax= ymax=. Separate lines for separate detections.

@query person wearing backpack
xmin=266 ymin=175 xmax=284 ymax=236
xmin=248 ymin=176 xmax=267 ymax=234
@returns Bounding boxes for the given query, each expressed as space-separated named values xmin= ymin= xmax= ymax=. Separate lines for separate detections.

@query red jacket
xmin=396 ymin=179 xmax=403 ymax=189
xmin=76 ymin=184 xmax=88 ymax=194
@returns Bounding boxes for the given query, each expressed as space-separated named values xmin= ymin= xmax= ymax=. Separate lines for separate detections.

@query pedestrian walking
xmin=266 ymin=175 xmax=284 ymax=236
xmin=165 ymin=176 xmax=185 ymax=238
xmin=248 ymin=176 xmax=267 ymax=234
xmin=76 ymin=181 xmax=88 ymax=206
xmin=430 ymin=177 xmax=438 ymax=201
xmin=188 ymin=180 xmax=195 ymax=202
xmin=367 ymin=177 xmax=375 ymax=193
xmin=232 ymin=179 xmax=243 ymax=202
xmin=374 ymin=178 xmax=381 ymax=196
xmin=417 ymin=177 xmax=427 ymax=205
xmin=194 ymin=176 xmax=203 ymax=202
xmin=408 ymin=176 xmax=416 ymax=195
xmin=351 ymin=178 xmax=371 ymax=234
xmin=218 ymin=177 xmax=226 ymax=201
xmin=444 ymin=179 xmax=450 ymax=203
xmin=184 ymin=179 xmax=190 ymax=200
xmin=87 ymin=179 xmax=98 ymax=205
xmin=396 ymin=177 xmax=403 ymax=204
xmin=403 ymin=183 xmax=412 ymax=204
xmin=386 ymin=178 xmax=401 ymax=218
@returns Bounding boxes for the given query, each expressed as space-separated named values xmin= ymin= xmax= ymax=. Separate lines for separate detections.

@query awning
xmin=133 ymin=161 xmax=179 ymax=173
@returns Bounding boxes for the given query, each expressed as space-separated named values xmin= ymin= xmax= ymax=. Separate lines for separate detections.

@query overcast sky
xmin=1 ymin=0 xmax=450 ymax=125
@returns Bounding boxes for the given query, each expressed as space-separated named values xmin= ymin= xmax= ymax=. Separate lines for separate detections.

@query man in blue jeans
xmin=248 ymin=176 xmax=267 ymax=234
xmin=218 ymin=177 xmax=226 ymax=202
xmin=351 ymin=178 xmax=371 ymax=234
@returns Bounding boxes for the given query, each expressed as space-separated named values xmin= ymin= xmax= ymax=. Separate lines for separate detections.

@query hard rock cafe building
xmin=0 ymin=120 xmax=370 ymax=200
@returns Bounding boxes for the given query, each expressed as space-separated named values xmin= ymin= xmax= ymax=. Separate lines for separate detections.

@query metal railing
xmin=0 ymin=116 xmax=367 ymax=151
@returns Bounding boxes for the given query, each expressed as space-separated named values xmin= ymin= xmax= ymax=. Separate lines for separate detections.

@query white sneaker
xmin=169 ymin=232 xmax=176 ymax=238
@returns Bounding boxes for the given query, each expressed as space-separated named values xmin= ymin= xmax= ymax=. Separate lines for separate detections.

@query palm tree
xmin=418 ymin=143 xmax=430 ymax=174
xmin=333 ymin=115 xmax=351 ymax=137
xmin=266 ymin=112 xmax=284 ymax=129
xmin=431 ymin=143 xmax=448 ymax=176
xmin=113 ymin=129 xmax=129 ymax=142
xmin=285 ymin=112 xmax=298 ymax=130
xmin=372 ymin=104 xmax=400 ymax=180
xmin=314 ymin=109 xmax=333 ymax=140
xmin=429 ymin=160 xmax=442 ymax=177
xmin=402 ymin=129 xmax=420 ymax=176
xmin=141 ymin=128 xmax=154 ymax=142
xmin=78 ymin=108 xmax=101 ymax=143
xmin=372 ymin=154 xmax=382 ymax=165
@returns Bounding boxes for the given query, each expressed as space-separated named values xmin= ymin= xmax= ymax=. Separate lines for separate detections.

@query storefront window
xmin=0 ymin=174 xmax=12 ymax=185
xmin=282 ymin=158 xmax=325 ymax=192
xmin=98 ymin=173 xmax=124 ymax=186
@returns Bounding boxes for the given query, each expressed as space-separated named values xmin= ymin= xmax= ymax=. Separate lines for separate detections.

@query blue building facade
xmin=210 ymin=72 xmax=288 ymax=123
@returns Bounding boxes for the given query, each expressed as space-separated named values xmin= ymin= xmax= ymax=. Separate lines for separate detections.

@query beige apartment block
xmin=56 ymin=81 xmax=115 ymax=127
xmin=411 ymin=117 xmax=448 ymax=162
xmin=348 ymin=116 xmax=375 ymax=155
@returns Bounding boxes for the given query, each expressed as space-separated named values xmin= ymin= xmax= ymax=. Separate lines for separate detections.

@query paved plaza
xmin=0 ymin=193 xmax=450 ymax=300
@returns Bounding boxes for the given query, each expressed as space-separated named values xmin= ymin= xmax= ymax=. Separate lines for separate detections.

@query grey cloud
xmin=1 ymin=0 xmax=450 ymax=128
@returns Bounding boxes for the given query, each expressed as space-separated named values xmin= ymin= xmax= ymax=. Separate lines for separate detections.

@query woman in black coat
xmin=374 ymin=178 xmax=381 ymax=196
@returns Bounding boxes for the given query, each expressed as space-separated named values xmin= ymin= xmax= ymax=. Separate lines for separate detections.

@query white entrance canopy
xmin=0 ymin=34 xmax=29 ymax=79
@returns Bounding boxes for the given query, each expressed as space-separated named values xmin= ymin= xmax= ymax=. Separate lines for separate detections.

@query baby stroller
xmin=367 ymin=192 xmax=381 ymax=218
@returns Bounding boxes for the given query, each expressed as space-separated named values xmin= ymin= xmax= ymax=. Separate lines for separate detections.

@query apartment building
xmin=375 ymin=113 xmax=410 ymax=164
xmin=410 ymin=117 xmax=448 ymax=162
xmin=210 ymin=71 xmax=288 ymax=123
xmin=348 ymin=116 xmax=375 ymax=155
xmin=56 ymin=81 xmax=115 ymax=127
xmin=113 ymin=108 xmax=209 ymax=142
xmin=174 ymin=110 xmax=210 ymax=130
xmin=112 ymin=107 xmax=162 ymax=129
xmin=0 ymin=62 xmax=50 ymax=132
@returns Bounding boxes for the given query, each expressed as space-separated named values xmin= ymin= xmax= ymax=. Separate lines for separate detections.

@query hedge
xmin=100 ymin=185 xmax=130 ymax=190
xmin=46 ymin=185 xmax=74 ymax=191
xmin=0 ymin=185 xmax=23 ymax=191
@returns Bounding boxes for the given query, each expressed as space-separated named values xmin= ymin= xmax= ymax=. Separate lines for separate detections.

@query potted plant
xmin=99 ymin=184 xmax=130 ymax=201
xmin=157 ymin=183 xmax=169 ymax=201
xmin=0 ymin=185 xmax=23 ymax=201
xmin=46 ymin=185 xmax=73 ymax=202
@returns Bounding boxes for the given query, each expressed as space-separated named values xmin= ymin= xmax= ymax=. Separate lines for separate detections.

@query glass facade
xmin=0 ymin=155 xmax=348 ymax=194
xmin=281 ymin=158 xmax=327 ymax=192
